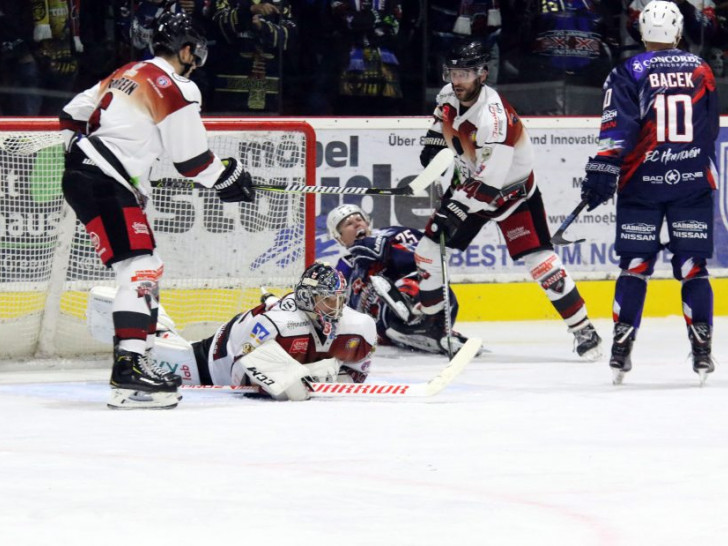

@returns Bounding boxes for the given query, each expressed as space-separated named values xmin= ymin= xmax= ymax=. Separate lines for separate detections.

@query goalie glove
xmin=214 ymin=158 xmax=255 ymax=203
xmin=580 ymin=155 xmax=621 ymax=211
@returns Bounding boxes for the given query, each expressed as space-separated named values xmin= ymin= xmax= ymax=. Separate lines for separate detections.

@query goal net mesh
xmin=0 ymin=122 xmax=314 ymax=358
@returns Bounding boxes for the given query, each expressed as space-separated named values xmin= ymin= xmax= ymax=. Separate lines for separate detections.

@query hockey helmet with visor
xmin=153 ymin=11 xmax=208 ymax=67
xmin=442 ymin=41 xmax=490 ymax=83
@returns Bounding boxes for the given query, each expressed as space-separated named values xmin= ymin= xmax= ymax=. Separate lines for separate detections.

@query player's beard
xmin=453 ymin=82 xmax=481 ymax=104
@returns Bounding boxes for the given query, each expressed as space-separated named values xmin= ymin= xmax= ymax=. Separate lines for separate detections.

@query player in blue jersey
xmin=580 ymin=0 xmax=719 ymax=385
xmin=327 ymin=204 xmax=470 ymax=355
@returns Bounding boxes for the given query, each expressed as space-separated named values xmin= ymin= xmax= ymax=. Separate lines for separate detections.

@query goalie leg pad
xmin=87 ymin=282 xmax=177 ymax=346
xmin=232 ymin=340 xmax=312 ymax=401
xmin=152 ymin=334 xmax=200 ymax=385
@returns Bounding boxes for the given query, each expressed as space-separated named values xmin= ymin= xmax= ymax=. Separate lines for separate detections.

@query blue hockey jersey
xmin=335 ymin=226 xmax=422 ymax=314
xmin=597 ymin=48 xmax=719 ymax=202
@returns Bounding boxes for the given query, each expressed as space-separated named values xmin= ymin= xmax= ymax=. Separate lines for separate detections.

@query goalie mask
xmin=153 ymin=11 xmax=208 ymax=68
xmin=326 ymin=204 xmax=371 ymax=246
xmin=295 ymin=263 xmax=347 ymax=335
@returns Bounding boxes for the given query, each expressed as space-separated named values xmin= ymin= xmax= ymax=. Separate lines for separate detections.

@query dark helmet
xmin=294 ymin=262 xmax=347 ymax=335
xmin=444 ymin=41 xmax=491 ymax=71
xmin=152 ymin=11 xmax=208 ymax=67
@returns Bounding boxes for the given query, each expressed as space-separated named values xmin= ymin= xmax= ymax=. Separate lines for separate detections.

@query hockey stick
xmin=180 ymin=337 xmax=481 ymax=398
xmin=439 ymin=232 xmax=454 ymax=359
xmin=151 ymin=149 xmax=455 ymax=197
xmin=550 ymin=198 xmax=588 ymax=246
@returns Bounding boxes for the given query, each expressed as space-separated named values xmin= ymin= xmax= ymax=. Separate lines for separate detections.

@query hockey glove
xmin=349 ymin=235 xmax=387 ymax=268
xmin=580 ymin=155 xmax=621 ymax=211
xmin=420 ymin=130 xmax=447 ymax=168
xmin=214 ymin=158 xmax=255 ymax=203
xmin=428 ymin=199 xmax=469 ymax=243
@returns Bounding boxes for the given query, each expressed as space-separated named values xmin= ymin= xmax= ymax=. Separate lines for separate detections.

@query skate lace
xmin=142 ymin=353 xmax=171 ymax=379
xmin=574 ymin=324 xmax=597 ymax=344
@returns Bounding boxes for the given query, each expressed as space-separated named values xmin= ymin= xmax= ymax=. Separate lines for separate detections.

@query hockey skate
xmin=688 ymin=323 xmax=714 ymax=386
xmin=145 ymin=348 xmax=183 ymax=387
xmin=108 ymin=347 xmax=179 ymax=409
xmin=609 ymin=323 xmax=634 ymax=385
xmin=572 ymin=322 xmax=603 ymax=361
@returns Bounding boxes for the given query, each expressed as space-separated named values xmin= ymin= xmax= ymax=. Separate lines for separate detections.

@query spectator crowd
xmin=1 ymin=0 xmax=727 ymax=117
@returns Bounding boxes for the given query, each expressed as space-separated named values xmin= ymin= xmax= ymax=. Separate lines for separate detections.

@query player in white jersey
xmin=415 ymin=41 xmax=602 ymax=361
xmin=88 ymin=263 xmax=377 ymax=402
xmin=59 ymin=12 xmax=255 ymax=409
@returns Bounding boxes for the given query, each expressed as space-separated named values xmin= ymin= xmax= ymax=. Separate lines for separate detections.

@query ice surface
xmin=1 ymin=317 xmax=727 ymax=546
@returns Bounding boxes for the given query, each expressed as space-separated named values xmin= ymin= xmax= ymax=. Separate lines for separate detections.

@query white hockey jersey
xmin=430 ymin=83 xmax=537 ymax=220
xmin=205 ymin=294 xmax=377 ymax=386
xmin=60 ymin=57 xmax=225 ymax=196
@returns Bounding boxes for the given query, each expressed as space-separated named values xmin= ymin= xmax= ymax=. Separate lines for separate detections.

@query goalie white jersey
xmin=203 ymin=294 xmax=377 ymax=385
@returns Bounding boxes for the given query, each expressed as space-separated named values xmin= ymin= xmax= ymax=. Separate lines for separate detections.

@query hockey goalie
xmin=88 ymin=263 xmax=377 ymax=407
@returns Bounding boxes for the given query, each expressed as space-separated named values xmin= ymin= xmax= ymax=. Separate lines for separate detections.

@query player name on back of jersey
xmin=647 ymin=72 xmax=694 ymax=88
xmin=109 ymin=77 xmax=139 ymax=95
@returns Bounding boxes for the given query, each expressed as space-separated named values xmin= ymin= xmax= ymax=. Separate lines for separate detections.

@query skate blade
xmin=698 ymin=369 xmax=709 ymax=387
xmin=579 ymin=344 xmax=603 ymax=361
xmin=611 ymin=368 xmax=625 ymax=385
xmin=107 ymin=388 xmax=179 ymax=410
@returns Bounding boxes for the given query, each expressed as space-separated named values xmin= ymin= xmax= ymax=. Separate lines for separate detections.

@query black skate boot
xmin=108 ymin=347 xmax=179 ymax=409
xmin=572 ymin=322 xmax=603 ymax=360
xmin=688 ymin=323 xmax=714 ymax=385
xmin=609 ymin=322 xmax=635 ymax=385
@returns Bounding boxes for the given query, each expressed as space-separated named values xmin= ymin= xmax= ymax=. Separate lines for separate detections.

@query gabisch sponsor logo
xmin=620 ymin=222 xmax=657 ymax=241
xmin=673 ymin=220 xmax=708 ymax=230
xmin=672 ymin=220 xmax=709 ymax=239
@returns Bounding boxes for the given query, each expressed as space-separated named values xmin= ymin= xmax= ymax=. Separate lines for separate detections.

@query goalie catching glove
xmin=580 ymin=155 xmax=621 ymax=211
xmin=214 ymin=158 xmax=255 ymax=203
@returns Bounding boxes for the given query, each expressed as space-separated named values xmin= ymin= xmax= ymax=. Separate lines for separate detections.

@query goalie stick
xmin=180 ymin=336 xmax=482 ymax=398
xmin=152 ymin=149 xmax=455 ymax=198
xmin=550 ymin=198 xmax=588 ymax=246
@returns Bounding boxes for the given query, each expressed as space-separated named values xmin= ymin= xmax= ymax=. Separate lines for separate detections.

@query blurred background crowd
xmin=2 ymin=0 xmax=728 ymax=118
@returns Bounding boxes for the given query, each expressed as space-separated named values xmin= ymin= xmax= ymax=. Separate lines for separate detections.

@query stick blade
xmin=550 ymin=232 xmax=586 ymax=246
xmin=409 ymin=148 xmax=455 ymax=197
xmin=424 ymin=337 xmax=482 ymax=396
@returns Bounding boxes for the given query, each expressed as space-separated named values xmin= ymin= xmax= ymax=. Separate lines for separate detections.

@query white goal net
xmin=0 ymin=119 xmax=315 ymax=358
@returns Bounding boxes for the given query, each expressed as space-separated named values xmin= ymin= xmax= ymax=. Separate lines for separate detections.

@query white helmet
xmin=326 ymin=204 xmax=371 ymax=243
xmin=639 ymin=0 xmax=683 ymax=45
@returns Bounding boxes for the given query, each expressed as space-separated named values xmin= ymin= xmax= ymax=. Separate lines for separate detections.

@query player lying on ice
xmin=327 ymin=203 xmax=475 ymax=356
xmin=88 ymin=263 xmax=378 ymax=404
